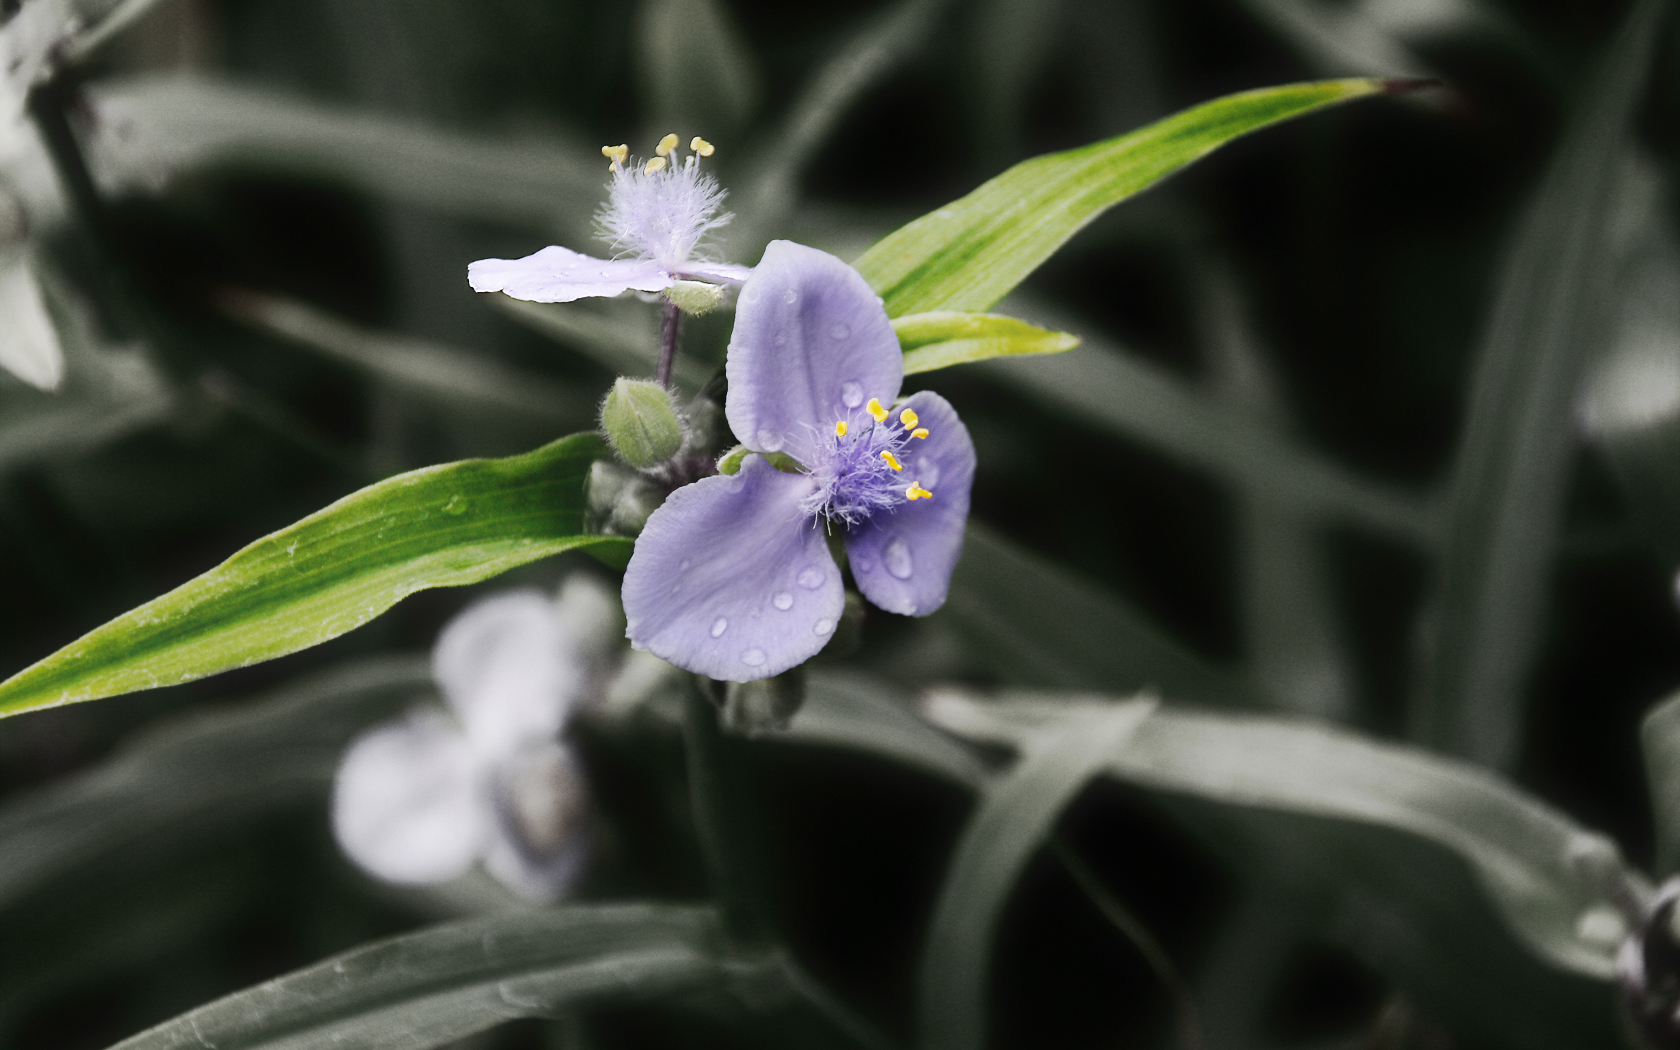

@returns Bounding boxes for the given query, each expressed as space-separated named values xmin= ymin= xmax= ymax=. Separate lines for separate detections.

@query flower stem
xmin=682 ymin=680 xmax=773 ymax=946
xmin=656 ymin=299 xmax=682 ymax=389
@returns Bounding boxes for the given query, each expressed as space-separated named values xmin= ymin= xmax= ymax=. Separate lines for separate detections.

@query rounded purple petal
xmin=623 ymin=455 xmax=844 ymax=681
xmin=845 ymin=391 xmax=974 ymax=616
xmin=725 ymin=241 xmax=903 ymax=466
xmin=468 ymin=245 xmax=672 ymax=303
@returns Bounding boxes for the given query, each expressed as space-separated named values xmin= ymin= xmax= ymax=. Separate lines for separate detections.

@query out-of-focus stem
xmin=657 ymin=299 xmax=682 ymax=388
xmin=682 ymin=680 xmax=772 ymax=946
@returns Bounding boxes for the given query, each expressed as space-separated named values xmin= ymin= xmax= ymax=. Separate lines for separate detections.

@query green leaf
xmin=0 ymin=655 xmax=427 ymax=908
xmin=1642 ymin=689 xmax=1680 ymax=876
xmin=892 ymin=311 xmax=1078 ymax=375
xmin=1409 ymin=0 xmax=1669 ymax=768
xmin=0 ymin=434 xmax=631 ymax=718
xmin=107 ymin=904 xmax=740 ymax=1050
xmin=917 ymin=700 xmax=1156 ymax=1050
xmin=853 ymin=78 xmax=1397 ymax=317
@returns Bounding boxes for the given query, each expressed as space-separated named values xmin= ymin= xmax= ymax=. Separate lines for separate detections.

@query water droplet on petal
xmin=773 ymin=592 xmax=794 ymax=611
xmin=797 ymin=565 xmax=825 ymax=589
xmin=782 ymin=289 xmax=798 ymax=305
xmin=884 ymin=538 xmax=913 ymax=580
xmin=742 ymin=648 xmax=766 ymax=666
xmin=830 ymin=323 xmax=850 ymax=340
xmin=841 ymin=382 xmax=863 ymax=408
xmin=711 ymin=618 xmax=728 ymax=638
xmin=756 ymin=430 xmax=785 ymax=453
xmin=814 ymin=618 xmax=834 ymax=635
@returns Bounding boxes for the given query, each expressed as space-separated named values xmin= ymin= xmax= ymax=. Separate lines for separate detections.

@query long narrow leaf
xmin=1411 ymin=0 xmax=1669 ymax=766
xmin=108 ymin=905 xmax=738 ymax=1050
xmin=0 ymin=434 xmax=630 ymax=718
xmin=853 ymin=78 xmax=1400 ymax=317
xmin=917 ymin=700 xmax=1156 ymax=1050
xmin=892 ymin=311 xmax=1078 ymax=375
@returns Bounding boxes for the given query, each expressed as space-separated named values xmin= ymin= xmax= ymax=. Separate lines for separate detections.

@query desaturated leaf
xmin=784 ymin=669 xmax=989 ymax=788
xmin=892 ymin=311 xmax=1078 ymax=375
xmin=853 ymin=78 xmax=1399 ymax=317
xmin=636 ymin=0 xmax=761 ymax=134
xmin=1642 ymin=689 xmax=1680 ymax=875
xmin=916 ymin=700 xmax=1156 ymax=1050
xmin=1411 ymin=0 xmax=1668 ymax=767
xmin=107 ymin=904 xmax=740 ymax=1050
xmin=0 ymin=655 xmax=428 ymax=909
xmin=0 ymin=434 xmax=631 ymax=718
xmin=0 ymin=258 xmax=63 ymax=391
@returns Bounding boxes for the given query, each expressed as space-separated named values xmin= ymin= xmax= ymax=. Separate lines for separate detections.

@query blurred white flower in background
xmin=332 ymin=576 xmax=623 ymax=901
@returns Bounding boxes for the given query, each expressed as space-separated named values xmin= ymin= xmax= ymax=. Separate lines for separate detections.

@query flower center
xmin=802 ymin=397 xmax=934 ymax=527
xmin=595 ymin=134 xmax=730 ymax=270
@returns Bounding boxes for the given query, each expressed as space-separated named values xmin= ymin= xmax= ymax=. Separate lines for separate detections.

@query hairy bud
xmin=601 ymin=378 xmax=683 ymax=468
xmin=664 ymin=279 xmax=726 ymax=316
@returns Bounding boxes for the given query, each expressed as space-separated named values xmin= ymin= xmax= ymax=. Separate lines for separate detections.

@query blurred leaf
xmin=930 ymin=690 xmax=1639 ymax=978
xmin=965 ymin=0 xmax=1066 ymax=166
xmin=852 ymin=78 xmax=1397 ymax=317
xmin=892 ymin=311 xmax=1078 ymax=375
xmin=917 ymin=700 xmax=1156 ymax=1050
xmin=945 ymin=523 xmax=1258 ymax=705
xmin=0 ymin=434 xmax=631 ymax=718
xmin=62 ymin=0 xmax=173 ymax=62
xmin=784 ymin=669 xmax=989 ymax=788
xmin=491 ymin=295 xmax=714 ymax=394
xmin=0 ymin=655 xmax=428 ymax=908
xmin=0 ymin=257 xmax=63 ymax=390
xmin=1411 ymin=0 xmax=1667 ymax=767
xmin=636 ymin=0 xmax=761 ymax=135
xmin=1232 ymin=0 xmax=1434 ymax=77
xmin=86 ymin=76 xmax=601 ymax=236
xmin=979 ymin=297 xmax=1437 ymax=543
xmin=730 ymin=0 xmax=957 ymax=248
xmin=222 ymin=288 xmax=596 ymax=426
xmin=1583 ymin=163 xmax=1680 ymax=578
xmin=107 ymin=904 xmax=741 ymax=1050
xmin=1200 ymin=261 xmax=1354 ymax=718
xmin=1642 ymin=689 xmax=1680 ymax=875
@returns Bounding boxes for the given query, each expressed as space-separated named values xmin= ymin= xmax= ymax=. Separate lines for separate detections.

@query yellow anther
xmin=602 ymin=144 xmax=629 ymax=167
xmin=911 ymin=428 xmax=930 ymax=440
xmin=644 ymin=156 xmax=668 ymax=174
xmin=899 ymin=408 xmax=919 ymax=429
xmin=866 ymin=397 xmax=889 ymax=422
xmin=690 ymin=136 xmax=714 ymax=156
xmin=835 ymin=420 xmax=848 ymax=438
xmin=656 ymin=133 xmax=679 ymax=156
xmin=881 ymin=450 xmax=904 ymax=471
xmin=906 ymin=482 xmax=933 ymax=500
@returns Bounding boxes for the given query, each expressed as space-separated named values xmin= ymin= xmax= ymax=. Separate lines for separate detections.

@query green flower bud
xmin=601 ymin=377 xmax=684 ymax=468
xmin=722 ymin=668 xmax=806 ymax=736
xmin=664 ymin=279 xmax=726 ymax=316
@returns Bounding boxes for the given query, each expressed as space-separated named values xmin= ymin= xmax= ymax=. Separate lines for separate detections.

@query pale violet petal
xmin=725 ymin=241 xmax=902 ymax=465
xmin=483 ymin=740 xmax=590 ymax=901
xmin=0 ymin=260 xmax=62 ymax=391
xmin=846 ymin=392 xmax=975 ymax=616
xmin=467 ymin=245 xmax=672 ymax=302
xmin=622 ymin=454 xmax=845 ymax=681
xmin=675 ymin=261 xmax=753 ymax=284
xmin=432 ymin=590 xmax=578 ymax=757
xmin=331 ymin=710 xmax=486 ymax=885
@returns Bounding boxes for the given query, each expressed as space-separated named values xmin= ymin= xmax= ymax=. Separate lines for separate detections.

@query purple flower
xmin=622 ymin=241 xmax=975 ymax=682
xmin=468 ymin=135 xmax=750 ymax=303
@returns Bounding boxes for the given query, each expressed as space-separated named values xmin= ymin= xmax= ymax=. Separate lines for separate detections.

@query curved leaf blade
xmin=108 ymin=904 xmax=733 ymax=1050
xmin=917 ymin=699 xmax=1156 ymax=1050
xmin=0 ymin=434 xmax=631 ymax=718
xmin=893 ymin=311 xmax=1078 ymax=375
xmin=853 ymin=78 xmax=1399 ymax=317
